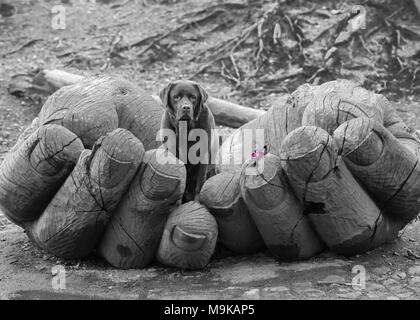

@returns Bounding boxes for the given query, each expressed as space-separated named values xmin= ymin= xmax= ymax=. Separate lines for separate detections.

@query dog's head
xmin=160 ymin=80 xmax=208 ymax=124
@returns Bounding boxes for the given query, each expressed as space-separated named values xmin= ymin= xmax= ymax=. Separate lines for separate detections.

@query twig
xmin=257 ymin=68 xmax=304 ymax=84
xmin=2 ymin=39 xmax=43 ymax=57
xmin=98 ymin=22 xmax=129 ymax=30
xmin=119 ymin=8 xmax=227 ymax=54
xmin=221 ymin=60 xmax=240 ymax=87
xmin=180 ymin=2 xmax=248 ymax=19
xmin=190 ymin=56 xmax=227 ymax=79
xmin=101 ymin=31 xmax=124 ymax=71
xmin=317 ymin=280 xmax=353 ymax=286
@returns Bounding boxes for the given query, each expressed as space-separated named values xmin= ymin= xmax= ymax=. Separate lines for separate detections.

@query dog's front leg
xmin=194 ymin=164 xmax=208 ymax=201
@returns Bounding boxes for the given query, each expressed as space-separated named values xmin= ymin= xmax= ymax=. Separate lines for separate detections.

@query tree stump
xmin=199 ymin=172 xmax=265 ymax=254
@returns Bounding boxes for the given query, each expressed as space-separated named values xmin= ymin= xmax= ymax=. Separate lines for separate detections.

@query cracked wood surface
xmin=26 ymin=129 xmax=144 ymax=259
xmin=98 ymin=149 xmax=186 ymax=269
xmin=241 ymin=153 xmax=324 ymax=260
xmin=0 ymin=125 xmax=84 ymax=225
xmin=334 ymin=118 xmax=420 ymax=225
xmin=200 ymin=172 xmax=265 ymax=254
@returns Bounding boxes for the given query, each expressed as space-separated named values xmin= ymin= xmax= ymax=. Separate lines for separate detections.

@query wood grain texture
xmin=157 ymin=201 xmax=218 ymax=270
xmin=280 ymin=126 xmax=394 ymax=255
xmin=217 ymin=79 xmax=396 ymax=174
xmin=0 ymin=124 xmax=84 ymax=225
xmin=240 ymin=153 xmax=324 ymax=260
xmin=217 ymin=95 xmax=303 ymax=173
xmin=334 ymin=118 xmax=420 ymax=225
xmin=296 ymin=79 xmax=401 ymax=130
xmin=302 ymin=90 xmax=383 ymax=135
xmin=98 ymin=149 xmax=186 ymax=269
xmin=38 ymin=76 xmax=162 ymax=150
xmin=26 ymin=129 xmax=144 ymax=259
xmin=199 ymin=172 xmax=265 ymax=254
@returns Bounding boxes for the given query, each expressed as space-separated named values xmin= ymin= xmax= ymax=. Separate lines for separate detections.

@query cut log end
xmin=333 ymin=118 xmax=384 ymax=166
xmin=0 ymin=124 xmax=84 ymax=225
xmin=140 ymin=150 xmax=186 ymax=202
xmin=199 ymin=173 xmax=239 ymax=212
xmin=89 ymin=128 xmax=145 ymax=189
xmin=199 ymin=172 xmax=265 ymax=254
xmin=280 ymin=126 xmax=338 ymax=184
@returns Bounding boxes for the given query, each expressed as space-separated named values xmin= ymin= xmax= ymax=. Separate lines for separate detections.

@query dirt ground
xmin=1 ymin=0 xmax=420 ymax=300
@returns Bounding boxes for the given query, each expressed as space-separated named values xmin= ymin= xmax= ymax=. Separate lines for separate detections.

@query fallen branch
xmin=2 ymin=39 xmax=43 ymax=57
xmin=8 ymin=69 xmax=265 ymax=128
xmin=117 ymin=8 xmax=228 ymax=54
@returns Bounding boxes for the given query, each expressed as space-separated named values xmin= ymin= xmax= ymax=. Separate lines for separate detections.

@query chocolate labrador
xmin=160 ymin=80 xmax=216 ymax=203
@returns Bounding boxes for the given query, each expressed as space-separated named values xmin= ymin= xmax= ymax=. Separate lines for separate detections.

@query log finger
xmin=27 ymin=128 xmax=144 ymax=259
xmin=199 ymin=172 xmax=265 ymax=254
xmin=157 ymin=202 xmax=218 ymax=270
xmin=333 ymin=118 xmax=420 ymax=224
xmin=240 ymin=153 xmax=324 ymax=260
xmin=0 ymin=124 xmax=84 ymax=225
xmin=280 ymin=126 xmax=393 ymax=255
xmin=98 ymin=149 xmax=186 ymax=269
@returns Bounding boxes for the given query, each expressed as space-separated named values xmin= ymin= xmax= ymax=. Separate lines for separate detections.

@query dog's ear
xmin=193 ymin=82 xmax=209 ymax=121
xmin=159 ymin=82 xmax=175 ymax=111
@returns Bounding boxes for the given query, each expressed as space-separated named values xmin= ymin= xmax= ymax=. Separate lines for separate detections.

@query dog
xmin=159 ymin=80 xmax=216 ymax=203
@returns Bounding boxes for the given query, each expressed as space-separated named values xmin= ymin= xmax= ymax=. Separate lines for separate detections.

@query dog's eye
xmin=190 ymin=95 xmax=197 ymax=102
xmin=173 ymin=95 xmax=181 ymax=101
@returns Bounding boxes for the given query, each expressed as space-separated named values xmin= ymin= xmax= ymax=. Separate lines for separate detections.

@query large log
xmin=240 ymin=153 xmax=325 ymax=260
xmin=38 ymin=76 xmax=162 ymax=150
xmin=0 ymin=125 xmax=84 ymax=226
xmin=199 ymin=172 xmax=265 ymax=254
xmin=27 ymin=129 xmax=144 ymax=259
xmin=279 ymin=126 xmax=399 ymax=255
xmin=333 ymin=118 xmax=420 ymax=225
xmin=9 ymin=69 xmax=265 ymax=128
xmin=217 ymin=79 xmax=411 ymax=174
xmin=157 ymin=201 xmax=218 ymax=270
xmin=216 ymin=96 xmax=303 ymax=173
xmin=301 ymin=89 xmax=383 ymax=135
xmin=98 ymin=149 xmax=186 ymax=269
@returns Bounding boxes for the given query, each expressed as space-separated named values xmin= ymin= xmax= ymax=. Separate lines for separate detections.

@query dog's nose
xmin=181 ymin=105 xmax=191 ymax=112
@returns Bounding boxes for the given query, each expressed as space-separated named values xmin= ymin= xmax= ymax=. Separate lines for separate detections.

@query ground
xmin=1 ymin=0 xmax=420 ymax=300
